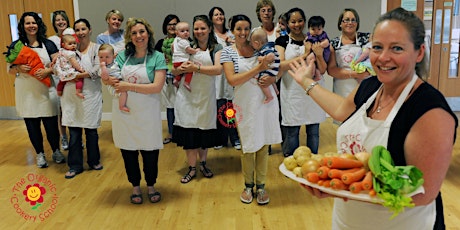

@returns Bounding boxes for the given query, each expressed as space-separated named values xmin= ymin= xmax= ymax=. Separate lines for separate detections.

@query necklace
xmin=375 ymin=88 xmax=394 ymax=113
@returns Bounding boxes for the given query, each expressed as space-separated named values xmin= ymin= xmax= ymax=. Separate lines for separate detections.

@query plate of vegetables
xmin=280 ymin=145 xmax=425 ymax=218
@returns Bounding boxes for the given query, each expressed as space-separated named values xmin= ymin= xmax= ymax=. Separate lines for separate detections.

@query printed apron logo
xmin=10 ymin=173 xmax=59 ymax=222
xmin=217 ymin=101 xmax=243 ymax=128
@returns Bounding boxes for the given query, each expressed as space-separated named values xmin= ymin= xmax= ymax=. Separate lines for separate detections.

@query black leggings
xmin=24 ymin=116 xmax=59 ymax=154
xmin=121 ymin=149 xmax=159 ymax=187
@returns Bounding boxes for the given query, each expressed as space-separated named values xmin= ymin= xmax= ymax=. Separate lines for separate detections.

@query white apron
xmin=61 ymin=43 xmax=102 ymax=128
xmin=108 ymin=32 xmax=125 ymax=54
xmin=161 ymin=72 xmax=176 ymax=109
xmin=333 ymin=74 xmax=436 ymax=230
xmin=233 ymin=55 xmax=282 ymax=153
xmin=14 ymin=45 xmax=58 ymax=118
xmin=174 ymin=50 xmax=216 ymax=129
xmin=280 ymin=37 xmax=326 ymax=126
xmin=112 ymin=55 xmax=163 ymax=151
xmin=333 ymin=35 xmax=362 ymax=97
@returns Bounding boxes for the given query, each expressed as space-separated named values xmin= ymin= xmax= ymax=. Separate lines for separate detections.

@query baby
xmin=55 ymin=34 xmax=85 ymax=98
xmin=276 ymin=13 xmax=289 ymax=37
xmin=98 ymin=44 xmax=125 ymax=112
xmin=249 ymin=27 xmax=280 ymax=104
xmin=304 ymin=16 xmax=330 ymax=80
xmin=172 ymin=21 xmax=200 ymax=91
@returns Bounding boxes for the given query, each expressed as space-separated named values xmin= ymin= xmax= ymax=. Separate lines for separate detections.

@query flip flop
xmin=64 ymin=169 xmax=82 ymax=179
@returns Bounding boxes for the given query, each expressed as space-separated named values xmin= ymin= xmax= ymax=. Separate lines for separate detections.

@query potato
xmin=296 ymin=155 xmax=310 ymax=167
xmin=310 ymin=154 xmax=324 ymax=164
xmin=293 ymin=167 xmax=303 ymax=177
xmin=293 ymin=146 xmax=312 ymax=159
xmin=301 ymin=159 xmax=320 ymax=175
xmin=283 ymin=157 xmax=298 ymax=171
xmin=324 ymin=152 xmax=338 ymax=157
xmin=355 ymin=152 xmax=371 ymax=170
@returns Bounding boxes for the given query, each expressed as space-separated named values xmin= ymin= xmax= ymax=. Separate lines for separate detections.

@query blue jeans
xmin=67 ymin=127 xmax=101 ymax=172
xmin=281 ymin=124 xmax=320 ymax=156
xmin=166 ymin=108 xmax=175 ymax=136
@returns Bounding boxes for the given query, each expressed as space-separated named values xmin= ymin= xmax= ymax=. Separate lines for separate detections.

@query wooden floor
xmin=0 ymin=118 xmax=459 ymax=230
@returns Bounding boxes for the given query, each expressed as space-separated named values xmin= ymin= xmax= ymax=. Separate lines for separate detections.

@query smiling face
xmin=130 ymin=23 xmax=149 ymax=50
xmin=193 ymin=20 xmax=210 ymax=44
xmin=232 ymin=20 xmax=251 ymax=43
xmin=370 ymin=20 xmax=424 ymax=85
xmin=107 ymin=15 xmax=123 ymax=32
xmin=98 ymin=49 xmax=115 ymax=65
xmin=54 ymin=15 xmax=68 ymax=34
xmin=287 ymin=11 xmax=305 ymax=37
xmin=340 ymin=11 xmax=358 ymax=34
xmin=26 ymin=186 xmax=41 ymax=202
xmin=212 ymin=9 xmax=225 ymax=26
xmin=23 ymin=16 xmax=38 ymax=37
xmin=167 ymin=18 xmax=178 ymax=37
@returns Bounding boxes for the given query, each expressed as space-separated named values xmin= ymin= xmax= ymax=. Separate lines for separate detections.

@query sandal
xmin=181 ymin=166 xmax=196 ymax=183
xmin=199 ymin=161 xmax=213 ymax=178
xmin=163 ymin=137 xmax=172 ymax=144
xmin=148 ymin=191 xmax=161 ymax=203
xmin=90 ymin=164 xmax=103 ymax=170
xmin=64 ymin=169 xmax=82 ymax=179
xmin=130 ymin=194 xmax=143 ymax=204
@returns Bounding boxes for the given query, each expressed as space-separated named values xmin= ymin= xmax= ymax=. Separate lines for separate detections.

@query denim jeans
xmin=166 ymin=108 xmax=175 ymax=136
xmin=281 ymin=123 xmax=320 ymax=156
xmin=68 ymin=127 xmax=100 ymax=172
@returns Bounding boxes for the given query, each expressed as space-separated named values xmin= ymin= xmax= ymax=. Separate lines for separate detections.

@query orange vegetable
xmin=330 ymin=178 xmax=347 ymax=190
xmin=322 ymin=180 xmax=332 ymax=188
xmin=317 ymin=166 xmax=330 ymax=179
xmin=341 ymin=168 xmax=366 ymax=185
xmin=327 ymin=157 xmax=364 ymax=169
xmin=305 ymin=172 xmax=320 ymax=183
xmin=369 ymin=189 xmax=376 ymax=197
xmin=328 ymin=168 xmax=361 ymax=179
xmin=362 ymin=171 xmax=373 ymax=190
xmin=349 ymin=181 xmax=363 ymax=193
xmin=321 ymin=157 xmax=331 ymax=166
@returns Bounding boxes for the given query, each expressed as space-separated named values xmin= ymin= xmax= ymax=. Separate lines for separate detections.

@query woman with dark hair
xmin=59 ymin=19 xmax=103 ymax=179
xmin=208 ymin=7 xmax=241 ymax=150
xmin=104 ymin=18 xmax=166 ymax=204
xmin=154 ymin=14 xmax=180 ymax=144
xmin=172 ymin=15 xmax=223 ymax=184
xmin=327 ymin=8 xmax=372 ymax=98
xmin=7 ymin=12 xmax=65 ymax=168
xmin=221 ymin=14 xmax=281 ymax=205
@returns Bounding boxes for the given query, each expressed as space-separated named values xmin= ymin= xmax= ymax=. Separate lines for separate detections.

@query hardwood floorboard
xmin=0 ymin=118 xmax=458 ymax=230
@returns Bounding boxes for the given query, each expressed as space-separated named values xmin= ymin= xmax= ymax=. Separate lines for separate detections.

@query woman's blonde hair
xmin=105 ymin=9 xmax=124 ymax=22
xmin=255 ymin=0 xmax=276 ymax=23
xmin=124 ymin=18 xmax=155 ymax=57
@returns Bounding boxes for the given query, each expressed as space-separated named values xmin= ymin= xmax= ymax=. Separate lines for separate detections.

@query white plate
xmin=279 ymin=163 xmax=424 ymax=203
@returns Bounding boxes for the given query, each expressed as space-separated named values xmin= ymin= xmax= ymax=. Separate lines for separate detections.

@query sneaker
xmin=234 ymin=143 xmax=241 ymax=150
xmin=214 ymin=145 xmax=224 ymax=150
xmin=240 ymin=187 xmax=253 ymax=204
xmin=61 ymin=136 xmax=69 ymax=150
xmin=256 ymin=189 xmax=270 ymax=205
xmin=52 ymin=149 xmax=66 ymax=164
xmin=36 ymin=153 xmax=48 ymax=168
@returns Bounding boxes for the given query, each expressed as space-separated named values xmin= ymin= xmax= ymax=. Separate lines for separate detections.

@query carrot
xmin=349 ymin=181 xmax=363 ymax=193
xmin=341 ymin=168 xmax=367 ymax=185
xmin=369 ymin=189 xmax=376 ymax=197
xmin=328 ymin=168 xmax=361 ymax=179
xmin=317 ymin=180 xmax=325 ymax=186
xmin=320 ymin=157 xmax=331 ymax=166
xmin=330 ymin=178 xmax=347 ymax=190
xmin=361 ymin=171 xmax=373 ymax=190
xmin=317 ymin=166 xmax=330 ymax=179
xmin=327 ymin=157 xmax=364 ymax=169
xmin=322 ymin=180 xmax=332 ymax=188
xmin=305 ymin=172 xmax=320 ymax=183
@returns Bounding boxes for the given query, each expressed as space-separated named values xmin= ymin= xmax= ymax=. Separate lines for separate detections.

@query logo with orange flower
xmin=217 ymin=101 xmax=243 ymax=128
xmin=10 ymin=173 xmax=59 ymax=222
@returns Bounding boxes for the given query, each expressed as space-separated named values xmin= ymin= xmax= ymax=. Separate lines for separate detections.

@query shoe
xmin=180 ymin=166 xmax=196 ymax=184
xmin=90 ymin=164 xmax=103 ymax=170
xmin=163 ymin=137 xmax=172 ymax=144
xmin=61 ymin=136 xmax=69 ymax=150
xmin=130 ymin=194 xmax=143 ymax=204
xmin=148 ymin=191 xmax=161 ymax=203
xmin=199 ymin=161 xmax=213 ymax=178
xmin=240 ymin=187 xmax=253 ymax=204
xmin=256 ymin=189 xmax=270 ymax=205
xmin=234 ymin=142 xmax=241 ymax=150
xmin=36 ymin=153 xmax=48 ymax=168
xmin=214 ymin=145 xmax=223 ymax=150
xmin=268 ymin=145 xmax=272 ymax=154
xmin=64 ymin=169 xmax=82 ymax=179
xmin=52 ymin=149 xmax=66 ymax=164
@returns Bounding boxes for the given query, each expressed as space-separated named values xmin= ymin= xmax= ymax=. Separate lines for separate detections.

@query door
xmin=0 ymin=0 xmax=74 ymax=108
xmin=388 ymin=0 xmax=460 ymax=97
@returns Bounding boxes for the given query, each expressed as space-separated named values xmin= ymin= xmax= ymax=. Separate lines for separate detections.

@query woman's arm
xmin=172 ymin=50 xmax=224 ymax=76
xmin=405 ymin=108 xmax=455 ymax=206
xmin=223 ymin=56 xmax=271 ymax=86
xmin=288 ymin=58 xmax=357 ymax=121
xmin=115 ymin=69 xmax=166 ymax=94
